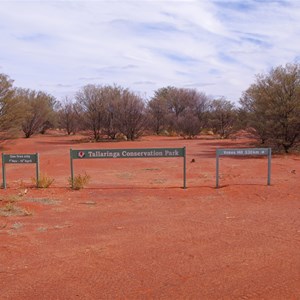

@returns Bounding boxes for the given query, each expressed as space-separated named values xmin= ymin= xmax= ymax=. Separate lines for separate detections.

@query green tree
xmin=17 ymin=88 xmax=57 ymax=138
xmin=57 ymin=97 xmax=78 ymax=135
xmin=0 ymin=74 xmax=24 ymax=138
xmin=101 ymin=85 xmax=123 ymax=140
xmin=147 ymin=91 xmax=169 ymax=134
xmin=114 ymin=89 xmax=146 ymax=141
xmin=240 ymin=63 xmax=300 ymax=152
xmin=75 ymin=84 xmax=125 ymax=141
xmin=209 ymin=98 xmax=237 ymax=138
xmin=150 ymin=87 xmax=211 ymax=137
xmin=176 ymin=90 xmax=211 ymax=138
xmin=75 ymin=85 xmax=106 ymax=141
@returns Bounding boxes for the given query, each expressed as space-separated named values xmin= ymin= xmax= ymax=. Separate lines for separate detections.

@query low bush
xmin=33 ymin=173 xmax=55 ymax=188
xmin=69 ymin=172 xmax=90 ymax=190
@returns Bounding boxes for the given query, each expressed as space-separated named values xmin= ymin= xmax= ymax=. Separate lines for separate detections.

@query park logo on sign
xmin=78 ymin=151 xmax=85 ymax=158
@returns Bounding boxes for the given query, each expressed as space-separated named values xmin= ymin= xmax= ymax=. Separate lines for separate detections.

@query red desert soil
xmin=0 ymin=133 xmax=299 ymax=299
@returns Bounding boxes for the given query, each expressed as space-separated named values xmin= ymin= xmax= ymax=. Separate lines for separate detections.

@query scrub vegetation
xmin=33 ymin=173 xmax=55 ymax=188
xmin=1 ymin=62 xmax=300 ymax=152
xmin=68 ymin=173 xmax=91 ymax=190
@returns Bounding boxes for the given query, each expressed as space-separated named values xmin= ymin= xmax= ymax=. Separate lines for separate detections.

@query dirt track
xmin=0 ymin=133 xmax=300 ymax=299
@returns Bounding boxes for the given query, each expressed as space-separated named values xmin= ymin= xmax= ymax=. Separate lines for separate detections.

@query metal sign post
xmin=2 ymin=153 xmax=39 ymax=189
xmin=70 ymin=147 xmax=187 ymax=189
xmin=216 ymin=148 xmax=271 ymax=188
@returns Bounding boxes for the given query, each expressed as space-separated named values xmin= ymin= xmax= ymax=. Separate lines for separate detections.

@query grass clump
xmin=0 ymin=194 xmax=21 ymax=202
xmin=32 ymin=173 xmax=55 ymax=188
xmin=69 ymin=172 xmax=90 ymax=190
xmin=26 ymin=198 xmax=59 ymax=205
xmin=0 ymin=202 xmax=32 ymax=217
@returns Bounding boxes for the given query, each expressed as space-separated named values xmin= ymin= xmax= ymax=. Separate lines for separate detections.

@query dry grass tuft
xmin=26 ymin=198 xmax=59 ymax=205
xmin=0 ymin=202 xmax=32 ymax=217
xmin=69 ymin=172 xmax=91 ymax=190
xmin=32 ymin=173 xmax=55 ymax=188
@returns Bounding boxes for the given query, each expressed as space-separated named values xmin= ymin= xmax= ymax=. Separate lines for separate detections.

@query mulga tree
xmin=0 ymin=74 xmax=24 ymax=138
xmin=149 ymin=86 xmax=211 ymax=138
xmin=209 ymin=98 xmax=237 ymax=138
xmin=176 ymin=90 xmax=211 ymax=138
xmin=17 ymin=88 xmax=57 ymax=138
xmin=149 ymin=87 xmax=190 ymax=133
xmin=240 ymin=63 xmax=300 ymax=152
xmin=147 ymin=91 xmax=169 ymax=135
xmin=114 ymin=89 xmax=146 ymax=141
xmin=75 ymin=84 xmax=106 ymax=141
xmin=57 ymin=97 xmax=78 ymax=135
xmin=101 ymin=85 xmax=122 ymax=140
xmin=75 ymin=84 xmax=128 ymax=141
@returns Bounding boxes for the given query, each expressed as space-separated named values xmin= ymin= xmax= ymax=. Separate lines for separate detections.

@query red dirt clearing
xmin=0 ymin=133 xmax=300 ymax=299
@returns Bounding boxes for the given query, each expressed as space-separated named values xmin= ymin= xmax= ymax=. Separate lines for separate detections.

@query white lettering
xmin=164 ymin=150 xmax=180 ymax=156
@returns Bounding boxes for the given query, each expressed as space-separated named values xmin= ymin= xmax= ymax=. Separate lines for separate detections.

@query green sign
xmin=3 ymin=154 xmax=38 ymax=164
xmin=216 ymin=148 xmax=271 ymax=188
xmin=217 ymin=148 xmax=269 ymax=156
xmin=71 ymin=148 xmax=184 ymax=159
xmin=2 ymin=153 xmax=39 ymax=189
xmin=70 ymin=147 xmax=186 ymax=189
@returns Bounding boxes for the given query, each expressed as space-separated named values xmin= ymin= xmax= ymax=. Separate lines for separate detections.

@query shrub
xmin=33 ymin=173 xmax=55 ymax=188
xmin=240 ymin=63 xmax=300 ymax=152
xmin=69 ymin=172 xmax=90 ymax=190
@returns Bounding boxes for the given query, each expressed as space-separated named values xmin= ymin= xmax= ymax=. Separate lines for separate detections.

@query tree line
xmin=1 ymin=62 xmax=300 ymax=152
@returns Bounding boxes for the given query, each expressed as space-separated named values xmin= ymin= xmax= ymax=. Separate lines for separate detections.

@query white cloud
xmin=0 ymin=0 xmax=300 ymax=102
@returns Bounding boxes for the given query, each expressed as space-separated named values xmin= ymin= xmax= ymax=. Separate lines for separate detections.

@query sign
xmin=71 ymin=148 xmax=185 ymax=159
xmin=2 ymin=153 xmax=39 ymax=189
xmin=216 ymin=148 xmax=271 ymax=188
xmin=217 ymin=148 xmax=269 ymax=156
xmin=70 ymin=147 xmax=186 ymax=189
xmin=2 ymin=154 xmax=38 ymax=164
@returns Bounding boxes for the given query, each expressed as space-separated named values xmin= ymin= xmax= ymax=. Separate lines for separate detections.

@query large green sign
xmin=70 ymin=147 xmax=186 ymax=189
xmin=71 ymin=148 xmax=184 ymax=159
xmin=216 ymin=148 xmax=271 ymax=188
xmin=2 ymin=153 xmax=39 ymax=189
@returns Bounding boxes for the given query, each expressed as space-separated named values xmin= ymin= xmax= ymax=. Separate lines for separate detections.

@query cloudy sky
xmin=0 ymin=0 xmax=300 ymax=103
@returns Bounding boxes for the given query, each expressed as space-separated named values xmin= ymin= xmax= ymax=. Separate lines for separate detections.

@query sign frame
xmin=70 ymin=147 xmax=187 ymax=189
xmin=216 ymin=148 xmax=271 ymax=188
xmin=2 ymin=153 xmax=40 ymax=189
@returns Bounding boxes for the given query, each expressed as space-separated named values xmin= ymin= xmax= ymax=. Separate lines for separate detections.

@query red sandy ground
xmin=0 ymin=133 xmax=299 ymax=299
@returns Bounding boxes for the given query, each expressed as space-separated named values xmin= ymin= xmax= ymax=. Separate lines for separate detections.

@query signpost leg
xmin=70 ymin=149 xmax=74 ymax=189
xmin=267 ymin=148 xmax=271 ymax=185
xmin=2 ymin=153 xmax=6 ymax=189
xmin=183 ymin=147 xmax=186 ymax=189
xmin=216 ymin=153 xmax=219 ymax=188
xmin=36 ymin=153 xmax=40 ymax=188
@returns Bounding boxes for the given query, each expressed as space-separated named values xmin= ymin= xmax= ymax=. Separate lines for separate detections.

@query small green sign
xmin=2 ymin=153 xmax=39 ymax=189
xmin=70 ymin=147 xmax=186 ymax=189
xmin=216 ymin=148 xmax=271 ymax=188
xmin=217 ymin=148 xmax=269 ymax=156
xmin=3 ymin=154 xmax=38 ymax=164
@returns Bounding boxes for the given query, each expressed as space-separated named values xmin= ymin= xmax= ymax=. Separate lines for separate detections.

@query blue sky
xmin=0 ymin=0 xmax=299 ymax=103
